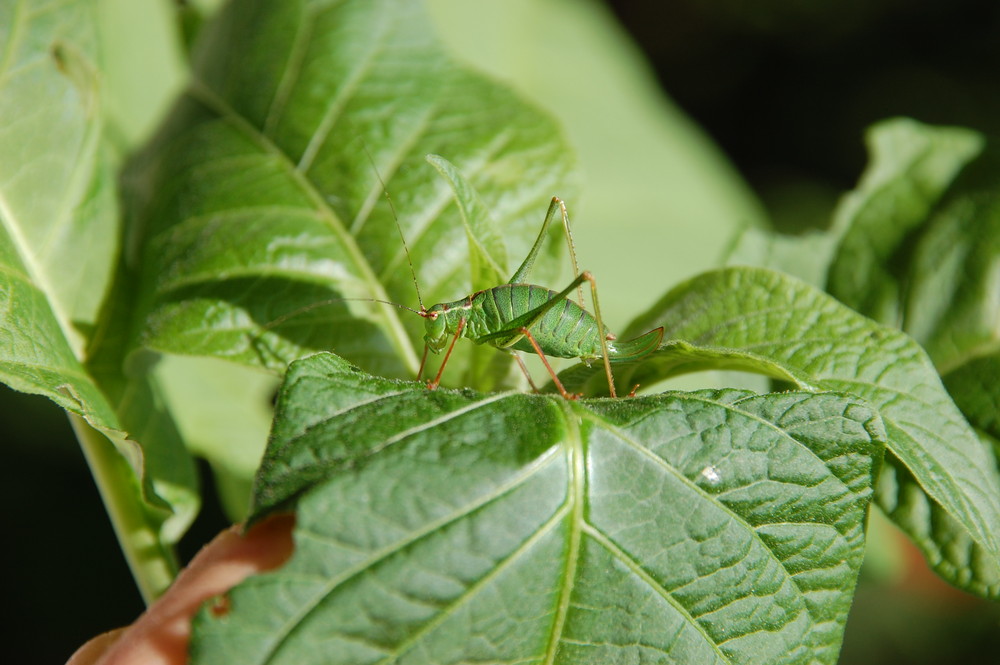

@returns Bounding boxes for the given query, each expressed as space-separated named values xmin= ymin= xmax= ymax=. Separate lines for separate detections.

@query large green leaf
xmin=191 ymin=352 xmax=883 ymax=664
xmin=561 ymin=267 xmax=1000 ymax=598
xmin=0 ymin=0 xmax=113 ymax=366
xmin=129 ymin=0 xmax=577 ymax=381
xmin=821 ymin=120 xmax=1000 ymax=595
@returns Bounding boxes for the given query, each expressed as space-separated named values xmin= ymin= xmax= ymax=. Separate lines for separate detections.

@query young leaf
xmin=128 ymin=0 xmax=576 ymax=379
xmin=425 ymin=153 xmax=524 ymax=391
xmin=826 ymin=118 xmax=1000 ymax=383
xmin=425 ymin=154 xmax=509 ymax=291
xmin=565 ymin=267 xmax=1000 ymax=598
xmin=192 ymin=352 xmax=883 ymax=664
xmin=826 ymin=118 xmax=983 ymax=325
xmin=899 ymin=152 xmax=1000 ymax=372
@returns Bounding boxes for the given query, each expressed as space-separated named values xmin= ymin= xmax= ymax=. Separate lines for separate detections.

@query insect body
xmin=408 ymin=196 xmax=664 ymax=399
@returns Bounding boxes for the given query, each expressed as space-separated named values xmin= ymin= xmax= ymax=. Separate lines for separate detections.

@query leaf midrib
xmin=541 ymin=399 xmax=585 ymax=665
xmin=186 ymin=79 xmax=420 ymax=374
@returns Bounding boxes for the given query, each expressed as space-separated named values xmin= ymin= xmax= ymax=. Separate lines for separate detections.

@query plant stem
xmin=70 ymin=413 xmax=178 ymax=604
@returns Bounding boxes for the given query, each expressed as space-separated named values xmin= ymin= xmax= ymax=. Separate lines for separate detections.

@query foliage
xmin=1 ymin=0 xmax=997 ymax=662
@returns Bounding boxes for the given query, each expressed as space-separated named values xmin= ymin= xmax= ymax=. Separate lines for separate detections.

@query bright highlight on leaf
xmin=192 ymin=353 xmax=884 ymax=665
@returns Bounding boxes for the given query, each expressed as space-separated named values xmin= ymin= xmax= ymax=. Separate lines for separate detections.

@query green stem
xmin=70 ymin=413 xmax=178 ymax=604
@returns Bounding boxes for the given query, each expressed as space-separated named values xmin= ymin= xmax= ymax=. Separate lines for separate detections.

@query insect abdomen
xmin=472 ymin=283 xmax=605 ymax=359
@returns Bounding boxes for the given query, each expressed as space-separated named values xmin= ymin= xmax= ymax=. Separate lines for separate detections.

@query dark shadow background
xmin=5 ymin=1 xmax=1000 ymax=662
xmin=608 ymin=0 xmax=1000 ymax=228
xmin=0 ymin=385 xmax=230 ymax=663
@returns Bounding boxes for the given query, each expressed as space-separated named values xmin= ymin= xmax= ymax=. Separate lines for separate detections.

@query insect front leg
xmin=417 ymin=344 xmax=431 ymax=381
xmin=426 ymin=317 xmax=466 ymax=390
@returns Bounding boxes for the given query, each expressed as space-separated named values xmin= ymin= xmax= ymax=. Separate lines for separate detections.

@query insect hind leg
xmin=508 ymin=198 xmax=585 ymax=308
xmin=576 ymin=271 xmax=617 ymax=398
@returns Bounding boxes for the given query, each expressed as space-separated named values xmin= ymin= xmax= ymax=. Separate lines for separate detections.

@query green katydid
xmin=410 ymin=193 xmax=663 ymax=399
xmin=262 ymin=159 xmax=664 ymax=398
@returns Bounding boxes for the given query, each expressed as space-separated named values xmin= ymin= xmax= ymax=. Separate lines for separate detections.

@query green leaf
xmin=821 ymin=122 xmax=1000 ymax=592
xmin=898 ymin=152 xmax=1000 ymax=374
xmin=425 ymin=153 xmax=523 ymax=392
xmin=96 ymin=0 xmax=187 ymax=149
xmin=942 ymin=356 xmax=1000 ymax=444
xmin=0 ymin=0 xmax=183 ymax=600
xmin=192 ymin=352 xmax=883 ymax=664
xmin=85 ymin=265 xmax=200 ymax=545
xmin=726 ymin=225 xmax=840 ymax=289
xmin=827 ymin=118 xmax=983 ymax=325
xmin=129 ymin=0 xmax=576 ymax=381
xmin=153 ymin=354 xmax=276 ymax=521
xmin=0 ymin=0 xmax=115 ymax=441
xmin=0 ymin=0 xmax=117 ymax=352
xmin=425 ymin=153 xmax=509 ymax=291
xmin=564 ymin=267 xmax=1000 ymax=598
xmin=825 ymin=118 xmax=1000 ymax=383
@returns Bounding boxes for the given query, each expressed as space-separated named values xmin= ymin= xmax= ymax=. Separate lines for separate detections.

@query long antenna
xmin=260 ymin=297 xmax=423 ymax=334
xmin=363 ymin=145 xmax=425 ymax=311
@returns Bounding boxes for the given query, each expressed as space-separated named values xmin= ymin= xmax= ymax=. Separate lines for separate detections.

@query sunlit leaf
xmin=129 ymin=0 xmax=576 ymax=381
xmin=560 ymin=267 xmax=1000 ymax=598
xmin=191 ymin=352 xmax=883 ymax=665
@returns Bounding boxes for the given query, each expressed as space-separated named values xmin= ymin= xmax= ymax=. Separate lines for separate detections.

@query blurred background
xmin=4 ymin=0 xmax=999 ymax=662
